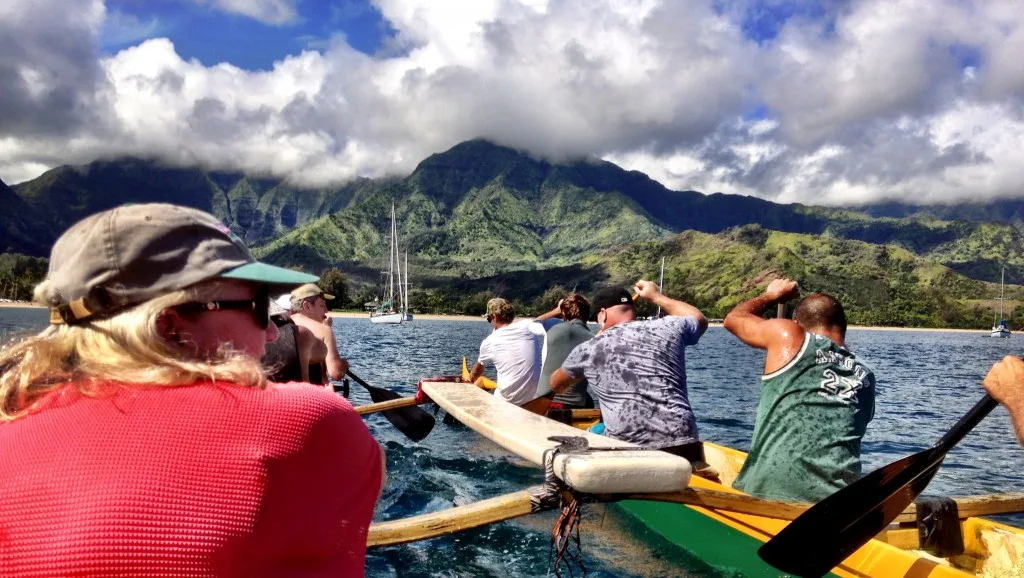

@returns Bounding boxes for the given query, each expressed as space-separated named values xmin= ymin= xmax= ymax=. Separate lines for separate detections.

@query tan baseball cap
xmin=43 ymin=203 xmax=318 ymax=324
xmin=291 ymin=283 xmax=334 ymax=302
xmin=485 ymin=297 xmax=514 ymax=319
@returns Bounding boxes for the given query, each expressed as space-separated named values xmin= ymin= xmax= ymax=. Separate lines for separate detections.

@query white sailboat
xmin=370 ymin=204 xmax=413 ymax=324
xmin=991 ymin=266 xmax=1011 ymax=338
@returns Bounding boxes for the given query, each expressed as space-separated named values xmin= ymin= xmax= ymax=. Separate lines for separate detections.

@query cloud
xmin=0 ymin=0 xmax=109 ymax=140
xmin=1 ymin=0 xmax=1023 ymax=207
xmin=101 ymin=9 xmax=162 ymax=48
xmin=189 ymin=0 xmax=299 ymax=26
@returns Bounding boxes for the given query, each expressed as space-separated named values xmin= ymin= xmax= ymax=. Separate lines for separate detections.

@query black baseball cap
xmin=591 ymin=287 xmax=634 ymax=319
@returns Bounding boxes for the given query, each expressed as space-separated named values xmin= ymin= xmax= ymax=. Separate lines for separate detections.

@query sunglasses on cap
xmin=175 ymin=285 xmax=271 ymax=329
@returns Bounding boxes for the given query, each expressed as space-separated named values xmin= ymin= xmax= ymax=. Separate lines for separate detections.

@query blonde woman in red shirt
xmin=0 ymin=204 xmax=384 ymax=577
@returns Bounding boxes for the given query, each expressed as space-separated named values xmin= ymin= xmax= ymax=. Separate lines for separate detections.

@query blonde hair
xmin=0 ymin=280 xmax=267 ymax=422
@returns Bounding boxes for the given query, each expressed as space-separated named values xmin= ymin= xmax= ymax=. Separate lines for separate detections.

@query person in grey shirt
xmin=549 ymin=280 xmax=709 ymax=464
xmin=529 ymin=293 xmax=595 ymax=412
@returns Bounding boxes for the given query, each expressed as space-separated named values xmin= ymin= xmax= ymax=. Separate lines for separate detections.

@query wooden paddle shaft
xmin=368 ymin=489 xmax=536 ymax=547
xmin=355 ymin=397 xmax=421 ymax=415
xmin=366 ymin=488 xmax=1024 ymax=548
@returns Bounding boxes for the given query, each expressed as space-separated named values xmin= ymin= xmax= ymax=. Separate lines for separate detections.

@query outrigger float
xmin=362 ymin=362 xmax=1024 ymax=577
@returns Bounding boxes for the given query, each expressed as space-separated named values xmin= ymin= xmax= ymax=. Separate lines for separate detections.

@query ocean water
xmin=2 ymin=309 xmax=1021 ymax=577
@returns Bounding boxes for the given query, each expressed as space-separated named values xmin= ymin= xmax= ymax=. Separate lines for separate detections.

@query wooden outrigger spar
xmin=363 ymin=366 xmax=1024 ymax=577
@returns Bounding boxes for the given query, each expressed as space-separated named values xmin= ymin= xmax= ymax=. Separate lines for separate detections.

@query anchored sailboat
xmin=991 ymin=266 xmax=1011 ymax=338
xmin=370 ymin=204 xmax=413 ymax=324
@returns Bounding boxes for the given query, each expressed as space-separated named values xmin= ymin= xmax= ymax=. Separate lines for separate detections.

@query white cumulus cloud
xmin=190 ymin=0 xmax=299 ymax=26
xmin=1 ymin=0 xmax=1023 ymax=207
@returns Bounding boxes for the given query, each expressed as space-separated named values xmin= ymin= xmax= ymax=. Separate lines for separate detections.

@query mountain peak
xmin=413 ymin=139 xmax=548 ymax=172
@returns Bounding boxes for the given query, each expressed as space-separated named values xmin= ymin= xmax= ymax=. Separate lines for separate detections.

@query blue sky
xmin=102 ymin=0 xmax=398 ymax=69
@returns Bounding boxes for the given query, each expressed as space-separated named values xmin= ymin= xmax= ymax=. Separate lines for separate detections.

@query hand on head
xmin=983 ymin=356 xmax=1024 ymax=407
xmin=633 ymin=280 xmax=660 ymax=301
xmin=764 ymin=279 xmax=800 ymax=303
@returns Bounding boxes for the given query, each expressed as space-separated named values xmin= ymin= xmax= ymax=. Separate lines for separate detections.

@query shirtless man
xmin=263 ymin=299 xmax=329 ymax=384
xmin=289 ymin=284 xmax=349 ymax=383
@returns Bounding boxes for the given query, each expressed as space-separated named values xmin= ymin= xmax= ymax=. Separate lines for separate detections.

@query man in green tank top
xmin=724 ymin=279 xmax=875 ymax=502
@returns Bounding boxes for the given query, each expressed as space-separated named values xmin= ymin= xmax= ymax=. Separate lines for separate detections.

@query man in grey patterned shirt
xmin=549 ymin=280 xmax=709 ymax=464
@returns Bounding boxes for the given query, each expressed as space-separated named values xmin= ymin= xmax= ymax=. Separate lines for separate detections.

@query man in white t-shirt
xmin=467 ymin=298 xmax=542 ymax=406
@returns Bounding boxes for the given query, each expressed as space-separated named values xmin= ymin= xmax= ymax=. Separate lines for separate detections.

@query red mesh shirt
xmin=0 ymin=381 xmax=383 ymax=577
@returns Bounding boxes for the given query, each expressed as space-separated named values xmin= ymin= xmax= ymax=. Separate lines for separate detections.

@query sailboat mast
xmin=1000 ymin=266 xmax=1005 ymax=320
xmin=391 ymin=204 xmax=399 ymax=308
xmin=384 ymin=207 xmax=393 ymax=306
xmin=656 ymin=256 xmax=665 ymax=318
xmin=403 ymin=251 xmax=409 ymax=316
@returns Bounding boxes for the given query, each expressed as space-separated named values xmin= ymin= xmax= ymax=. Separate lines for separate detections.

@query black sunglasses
xmin=176 ymin=286 xmax=271 ymax=329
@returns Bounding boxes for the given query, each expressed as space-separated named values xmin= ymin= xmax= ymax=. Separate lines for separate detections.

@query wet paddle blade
xmin=758 ymin=450 xmax=943 ymax=576
xmin=758 ymin=395 xmax=997 ymax=577
xmin=347 ymin=370 xmax=436 ymax=442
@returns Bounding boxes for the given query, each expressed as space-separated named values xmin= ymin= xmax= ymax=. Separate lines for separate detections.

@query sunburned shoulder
xmin=299 ymin=321 xmax=334 ymax=340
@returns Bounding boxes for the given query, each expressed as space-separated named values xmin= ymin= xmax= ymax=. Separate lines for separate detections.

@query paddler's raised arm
xmin=535 ymin=299 xmax=564 ymax=322
xmin=724 ymin=279 xmax=805 ymax=373
xmin=633 ymin=280 xmax=708 ymax=335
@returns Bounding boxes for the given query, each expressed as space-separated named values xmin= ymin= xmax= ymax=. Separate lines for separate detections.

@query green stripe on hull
xmin=616 ymin=500 xmax=841 ymax=577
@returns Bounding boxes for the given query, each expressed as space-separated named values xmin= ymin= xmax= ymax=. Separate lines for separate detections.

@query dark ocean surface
xmin=1 ymin=309 xmax=1021 ymax=577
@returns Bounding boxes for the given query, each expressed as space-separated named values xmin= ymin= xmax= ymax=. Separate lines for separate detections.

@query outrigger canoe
xmin=454 ymin=361 xmax=1024 ymax=577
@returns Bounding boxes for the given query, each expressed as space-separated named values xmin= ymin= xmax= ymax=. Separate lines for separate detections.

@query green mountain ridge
xmin=248 ymin=140 xmax=1024 ymax=286
xmin=431 ymin=225 xmax=1021 ymax=329
xmin=0 ymin=178 xmax=53 ymax=255
xmin=9 ymin=159 xmax=362 ymax=250
xmin=5 ymin=141 xmax=1024 ymax=284
xmin=859 ymin=199 xmax=1024 ymax=228
xmin=1 ymin=139 xmax=1023 ymax=328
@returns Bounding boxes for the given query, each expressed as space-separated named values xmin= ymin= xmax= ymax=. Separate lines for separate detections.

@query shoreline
xmin=330 ymin=311 xmax=482 ymax=322
xmin=329 ymin=312 xmax=995 ymax=333
xmin=0 ymin=302 xmax=1001 ymax=333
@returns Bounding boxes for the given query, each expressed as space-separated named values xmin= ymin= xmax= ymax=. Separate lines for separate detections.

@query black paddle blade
xmin=758 ymin=449 xmax=944 ymax=576
xmin=758 ymin=395 xmax=997 ymax=577
xmin=347 ymin=370 xmax=436 ymax=442
xmin=378 ymin=403 xmax=435 ymax=442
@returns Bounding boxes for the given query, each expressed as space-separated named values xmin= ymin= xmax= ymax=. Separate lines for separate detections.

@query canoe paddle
xmin=758 ymin=394 xmax=998 ymax=577
xmin=346 ymin=369 xmax=435 ymax=442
